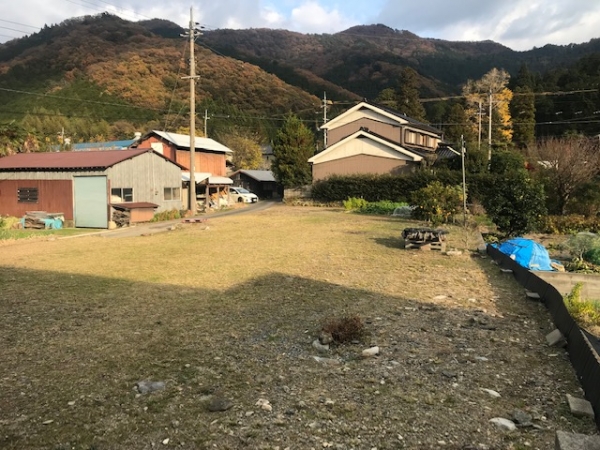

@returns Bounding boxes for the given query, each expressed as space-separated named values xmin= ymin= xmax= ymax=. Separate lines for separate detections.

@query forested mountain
xmin=1 ymin=13 xmax=600 ymax=151
xmin=0 ymin=13 xmax=321 ymax=147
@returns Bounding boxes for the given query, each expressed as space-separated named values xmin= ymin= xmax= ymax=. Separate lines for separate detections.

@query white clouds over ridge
xmin=0 ymin=0 xmax=599 ymax=50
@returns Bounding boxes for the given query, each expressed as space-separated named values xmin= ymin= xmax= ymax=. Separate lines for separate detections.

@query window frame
xmin=17 ymin=187 xmax=39 ymax=203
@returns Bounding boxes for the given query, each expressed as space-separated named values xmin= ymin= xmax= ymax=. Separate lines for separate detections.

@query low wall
xmin=535 ymin=272 xmax=600 ymax=300
xmin=488 ymin=246 xmax=600 ymax=432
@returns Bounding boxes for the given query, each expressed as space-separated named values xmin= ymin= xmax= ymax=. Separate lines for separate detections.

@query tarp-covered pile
xmin=494 ymin=238 xmax=554 ymax=271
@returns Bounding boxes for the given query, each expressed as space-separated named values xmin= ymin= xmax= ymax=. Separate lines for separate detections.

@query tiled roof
xmin=364 ymin=100 xmax=443 ymax=135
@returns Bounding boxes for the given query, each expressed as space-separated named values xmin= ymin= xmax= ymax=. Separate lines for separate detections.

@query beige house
xmin=310 ymin=101 xmax=458 ymax=181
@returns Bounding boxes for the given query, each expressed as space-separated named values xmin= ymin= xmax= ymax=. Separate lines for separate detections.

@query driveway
xmin=73 ymin=201 xmax=277 ymax=239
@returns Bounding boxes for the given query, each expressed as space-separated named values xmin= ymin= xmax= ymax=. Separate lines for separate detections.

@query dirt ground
xmin=0 ymin=206 xmax=597 ymax=449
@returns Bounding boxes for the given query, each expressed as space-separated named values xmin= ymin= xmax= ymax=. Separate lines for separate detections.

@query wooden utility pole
xmin=182 ymin=7 xmax=202 ymax=214
xmin=323 ymin=92 xmax=328 ymax=149
xmin=488 ymin=90 xmax=493 ymax=161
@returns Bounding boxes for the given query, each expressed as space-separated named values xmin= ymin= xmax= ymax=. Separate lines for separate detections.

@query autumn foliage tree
xmin=462 ymin=68 xmax=513 ymax=157
xmin=220 ymin=130 xmax=263 ymax=170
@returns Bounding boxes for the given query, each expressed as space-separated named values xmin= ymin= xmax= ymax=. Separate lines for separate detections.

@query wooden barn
xmin=0 ymin=149 xmax=184 ymax=228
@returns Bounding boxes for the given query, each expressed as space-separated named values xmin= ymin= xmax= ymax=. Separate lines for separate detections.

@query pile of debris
xmin=112 ymin=209 xmax=131 ymax=228
xmin=22 ymin=211 xmax=64 ymax=229
xmin=402 ymin=227 xmax=448 ymax=251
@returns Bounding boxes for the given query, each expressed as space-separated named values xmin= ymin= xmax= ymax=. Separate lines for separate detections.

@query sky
xmin=1 ymin=0 xmax=600 ymax=51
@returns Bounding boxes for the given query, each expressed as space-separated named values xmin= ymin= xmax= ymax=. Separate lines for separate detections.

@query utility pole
xmin=461 ymin=135 xmax=467 ymax=226
xmin=477 ymin=100 xmax=482 ymax=153
xmin=182 ymin=7 xmax=202 ymax=214
xmin=204 ymin=109 xmax=209 ymax=137
xmin=488 ymin=90 xmax=493 ymax=161
xmin=322 ymin=92 xmax=328 ymax=149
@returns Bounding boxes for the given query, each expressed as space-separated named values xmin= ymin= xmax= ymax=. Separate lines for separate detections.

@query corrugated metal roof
xmin=72 ymin=139 xmax=137 ymax=151
xmin=0 ymin=148 xmax=155 ymax=170
xmin=112 ymin=202 xmax=159 ymax=209
xmin=150 ymin=130 xmax=233 ymax=153
xmin=237 ymin=170 xmax=276 ymax=182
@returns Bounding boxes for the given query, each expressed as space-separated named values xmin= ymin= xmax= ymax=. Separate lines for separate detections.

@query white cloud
xmin=288 ymin=1 xmax=355 ymax=33
xmin=0 ymin=0 xmax=599 ymax=49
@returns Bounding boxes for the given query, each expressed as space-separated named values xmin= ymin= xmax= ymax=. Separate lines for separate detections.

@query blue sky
xmin=1 ymin=0 xmax=600 ymax=51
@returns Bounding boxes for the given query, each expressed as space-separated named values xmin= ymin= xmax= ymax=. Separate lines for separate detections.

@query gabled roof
xmin=0 ymin=148 xmax=185 ymax=171
xmin=144 ymin=130 xmax=233 ymax=153
xmin=232 ymin=170 xmax=276 ymax=182
xmin=308 ymin=129 xmax=424 ymax=164
xmin=322 ymin=100 xmax=442 ymax=136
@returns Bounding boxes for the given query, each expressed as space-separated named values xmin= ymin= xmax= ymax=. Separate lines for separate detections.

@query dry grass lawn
xmin=0 ymin=205 xmax=597 ymax=449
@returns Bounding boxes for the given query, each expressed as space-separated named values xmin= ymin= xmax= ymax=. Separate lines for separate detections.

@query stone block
xmin=525 ymin=290 xmax=541 ymax=299
xmin=555 ymin=431 xmax=600 ymax=450
xmin=566 ymin=394 xmax=595 ymax=419
xmin=546 ymin=329 xmax=567 ymax=347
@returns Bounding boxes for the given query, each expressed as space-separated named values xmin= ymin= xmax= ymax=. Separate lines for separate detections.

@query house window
xmin=164 ymin=187 xmax=181 ymax=201
xmin=111 ymin=187 xmax=133 ymax=202
xmin=405 ymin=131 xmax=417 ymax=144
xmin=17 ymin=187 xmax=38 ymax=203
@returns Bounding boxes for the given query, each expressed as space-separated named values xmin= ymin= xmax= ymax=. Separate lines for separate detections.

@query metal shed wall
xmin=0 ymin=179 xmax=74 ymax=219
xmin=105 ymin=151 xmax=182 ymax=211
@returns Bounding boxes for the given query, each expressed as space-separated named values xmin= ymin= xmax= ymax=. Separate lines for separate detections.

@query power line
xmin=0 ymin=87 xmax=164 ymax=111
xmin=0 ymin=19 xmax=41 ymax=30
xmin=0 ymin=25 xmax=30 ymax=35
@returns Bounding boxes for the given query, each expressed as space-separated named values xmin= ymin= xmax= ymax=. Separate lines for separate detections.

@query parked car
xmin=230 ymin=186 xmax=259 ymax=203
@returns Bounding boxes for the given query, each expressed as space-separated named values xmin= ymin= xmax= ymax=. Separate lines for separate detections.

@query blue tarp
xmin=494 ymin=238 xmax=554 ymax=271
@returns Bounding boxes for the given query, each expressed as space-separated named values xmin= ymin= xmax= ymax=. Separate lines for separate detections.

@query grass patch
xmin=0 ymin=228 xmax=94 ymax=241
xmin=565 ymin=282 xmax=600 ymax=333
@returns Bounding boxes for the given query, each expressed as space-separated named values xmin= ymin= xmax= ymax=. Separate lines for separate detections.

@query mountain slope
xmin=0 ymin=14 xmax=321 ymax=131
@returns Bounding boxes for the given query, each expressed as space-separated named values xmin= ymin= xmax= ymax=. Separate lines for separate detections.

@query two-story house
xmin=309 ymin=101 xmax=458 ymax=181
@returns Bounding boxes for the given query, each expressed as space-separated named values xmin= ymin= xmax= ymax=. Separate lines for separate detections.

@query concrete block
xmin=525 ymin=290 xmax=541 ymax=299
xmin=555 ymin=430 xmax=600 ymax=450
xmin=546 ymin=329 xmax=567 ymax=347
xmin=566 ymin=394 xmax=595 ymax=419
xmin=500 ymin=268 xmax=513 ymax=274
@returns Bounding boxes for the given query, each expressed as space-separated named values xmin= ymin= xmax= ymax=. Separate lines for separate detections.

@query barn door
xmin=73 ymin=176 xmax=108 ymax=228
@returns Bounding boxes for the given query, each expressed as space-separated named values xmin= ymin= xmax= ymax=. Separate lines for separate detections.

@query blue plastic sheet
xmin=494 ymin=238 xmax=554 ymax=271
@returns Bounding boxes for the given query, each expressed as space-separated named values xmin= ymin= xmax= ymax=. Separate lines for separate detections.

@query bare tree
xmin=527 ymin=137 xmax=600 ymax=215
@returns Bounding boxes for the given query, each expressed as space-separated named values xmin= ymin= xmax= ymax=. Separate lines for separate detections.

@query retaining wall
xmin=487 ymin=245 xmax=600 ymax=432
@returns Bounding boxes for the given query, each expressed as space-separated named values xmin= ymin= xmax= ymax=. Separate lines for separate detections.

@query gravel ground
xmin=0 ymin=207 xmax=598 ymax=450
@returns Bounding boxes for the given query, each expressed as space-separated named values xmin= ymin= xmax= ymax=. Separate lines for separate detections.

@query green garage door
xmin=74 ymin=176 xmax=108 ymax=228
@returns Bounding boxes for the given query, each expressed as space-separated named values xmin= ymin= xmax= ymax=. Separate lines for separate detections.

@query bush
xmin=343 ymin=197 xmax=368 ymax=211
xmin=564 ymin=283 xmax=600 ymax=329
xmin=357 ymin=200 xmax=408 ymax=215
xmin=537 ymin=215 xmax=600 ymax=234
xmin=321 ymin=315 xmax=365 ymax=344
xmin=411 ymin=181 xmax=464 ymax=225
xmin=151 ymin=209 xmax=183 ymax=222
xmin=563 ymin=232 xmax=600 ymax=260
xmin=480 ymin=173 xmax=546 ymax=237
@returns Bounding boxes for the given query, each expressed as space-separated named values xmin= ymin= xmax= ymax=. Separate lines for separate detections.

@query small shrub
xmin=411 ymin=182 xmax=463 ymax=225
xmin=0 ymin=216 xmax=21 ymax=229
xmin=151 ymin=209 xmax=183 ymax=222
xmin=564 ymin=283 xmax=600 ymax=329
xmin=343 ymin=197 xmax=368 ymax=211
xmin=358 ymin=200 xmax=408 ymax=215
xmin=563 ymin=232 xmax=600 ymax=260
xmin=537 ymin=215 xmax=600 ymax=234
xmin=321 ymin=315 xmax=365 ymax=344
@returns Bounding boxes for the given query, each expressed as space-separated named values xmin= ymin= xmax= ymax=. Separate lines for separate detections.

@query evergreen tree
xmin=395 ymin=67 xmax=427 ymax=122
xmin=444 ymin=103 xmax=476 ymax=145
xmin=272 ymin=115 xmax=315 ymax=188
xmin=510 ymin=65 xmax=536 ymax=148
